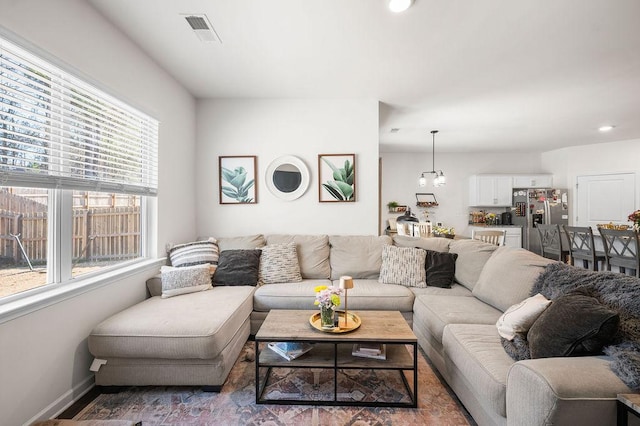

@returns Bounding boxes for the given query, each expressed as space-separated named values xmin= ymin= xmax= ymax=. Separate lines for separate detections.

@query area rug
xmin=74 ymin=343 xmax=473 ymax=425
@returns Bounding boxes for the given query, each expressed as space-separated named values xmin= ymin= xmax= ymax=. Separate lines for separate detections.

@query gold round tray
xmin=309 ymin=311 xmax=361 ymax=333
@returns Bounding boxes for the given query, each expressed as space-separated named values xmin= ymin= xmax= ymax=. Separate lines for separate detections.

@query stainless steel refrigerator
xmin=512 ymin=188 xmax=569 ymax=255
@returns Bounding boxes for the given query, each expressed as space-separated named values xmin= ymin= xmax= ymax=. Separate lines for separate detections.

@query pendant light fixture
xmin=418 ymin=130 xmax=446 ymax=187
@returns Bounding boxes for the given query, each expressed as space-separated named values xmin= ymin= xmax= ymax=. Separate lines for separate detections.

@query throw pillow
xmin=160 ymin=264 xmax=212 ymax=298
xmin=259 ymin=243 xmax=303 ymax=284
xmin=213 ymin=249 xmax=262 ymax=286
xmin=378 ymin=245 xmax=426 ymax=288
xmin=168 ymin=238 xmax=219 ymax=273
xmin=527 ymin=291 xmax=620 ymax=359
xmin=496 ymin=293 xmax=552 ymax=340
xmin=425 ymin=250 xmax=458 ymax=288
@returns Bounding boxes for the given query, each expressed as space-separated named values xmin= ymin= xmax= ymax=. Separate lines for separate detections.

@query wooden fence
xmin=0 ymin=206 xmax=140 ymax=265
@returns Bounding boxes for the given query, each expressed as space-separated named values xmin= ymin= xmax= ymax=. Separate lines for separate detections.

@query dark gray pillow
xmin=527 ymin=291 xmax=619 ymax=359
xmin=425 ymin=250 xmax=458 ymax=288
xmin=213 ymin=249 xmax=261 ymax=286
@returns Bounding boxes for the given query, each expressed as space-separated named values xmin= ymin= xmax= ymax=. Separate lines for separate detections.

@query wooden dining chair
xmin=415 ymin=222 xmax=432 ymax=238
xmin=471 ymin=229 xmax=506 ymax=246
xmin=536 ymin=224 xmax=569 ymax=262
xmin=562 ymin=226 xmax=606 ymax=271
xmin=598 ymin=228 xmax=640 ymax=277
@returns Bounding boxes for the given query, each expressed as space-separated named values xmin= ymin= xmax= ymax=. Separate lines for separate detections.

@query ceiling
xmin=88 ymin=0 xmax=640 ymax=153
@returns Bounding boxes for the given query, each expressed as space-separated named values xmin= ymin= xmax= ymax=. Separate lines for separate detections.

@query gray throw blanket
xmin=502 ymin=262 xmax=640 ymax=390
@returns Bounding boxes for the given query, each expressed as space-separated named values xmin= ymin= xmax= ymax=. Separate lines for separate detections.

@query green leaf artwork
xmin=221 ymin=166 xmax=255 ymax=203
xmin=321 ymin=157 xmax=355 ymax=201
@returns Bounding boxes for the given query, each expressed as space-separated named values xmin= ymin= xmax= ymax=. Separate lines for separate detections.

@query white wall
xmin=541 ymin=138 xmax=640 ymax=223
xmin=0 ymin=1 xmax=196 ymax=424
xmin=196 ymin=99 xmax=379 ymax=237
xmin=381 ymin=151 xmax=544 ymax=236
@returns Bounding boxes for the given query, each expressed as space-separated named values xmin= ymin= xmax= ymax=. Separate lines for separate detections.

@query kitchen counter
xmin=467 ymin=224 xmax=522 ymax=228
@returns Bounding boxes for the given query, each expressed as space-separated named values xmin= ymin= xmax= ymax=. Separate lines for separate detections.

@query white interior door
xmin=576 ymin=173 xmax=635 ymax=228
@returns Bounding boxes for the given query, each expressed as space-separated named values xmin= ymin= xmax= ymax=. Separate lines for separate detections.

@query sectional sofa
xmin=88 ymin=234 xmax=638 ymax=426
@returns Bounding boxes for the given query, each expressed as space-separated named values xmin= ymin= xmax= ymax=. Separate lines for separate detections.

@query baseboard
xmin=23 ymin=374 xmax=95 ymax=426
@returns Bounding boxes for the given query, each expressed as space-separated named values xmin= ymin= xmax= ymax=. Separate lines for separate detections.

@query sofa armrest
xmin=506 ymin=356 xmax=631 ymax=426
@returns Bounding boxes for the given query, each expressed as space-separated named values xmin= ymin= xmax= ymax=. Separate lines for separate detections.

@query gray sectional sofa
xmin=88 ymin=234 xmax=637 ymax=426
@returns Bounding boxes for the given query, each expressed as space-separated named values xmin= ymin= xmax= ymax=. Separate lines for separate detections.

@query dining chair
xmin=415 ymin=222 xmax=432 ymax=238
xmin=562 ymin=226 xmax=606 ymax=271
xmin=471 ymin=229 xmax=506 ymax=246
xmin=536 ymin=224 xmax=569 ymax=262
xmin=597 ymin=228 xmax=640 ymax=277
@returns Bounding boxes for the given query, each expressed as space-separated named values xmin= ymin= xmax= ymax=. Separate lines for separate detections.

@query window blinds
xmin=0 ymin=37 xmax=158 ymax=195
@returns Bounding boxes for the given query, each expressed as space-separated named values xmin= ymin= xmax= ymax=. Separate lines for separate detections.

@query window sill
xmin=0 ymin=258 xmax=166 ymax=325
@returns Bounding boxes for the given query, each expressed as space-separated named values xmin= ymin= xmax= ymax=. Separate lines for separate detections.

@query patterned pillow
xmin=259 ymin=243 xmax=303 ymax=284
xmin=160 ymin=264 xmax=212 ymax=298
xmin=169 ymin=238 xmax=219 ymax=273
xmin=378 ymin=245 xmax=426 ymax=287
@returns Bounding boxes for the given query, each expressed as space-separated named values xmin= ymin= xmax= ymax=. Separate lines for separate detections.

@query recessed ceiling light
xmin=389 ymin=0 xmax=414 ymax=13
xmin=598 ymin=125 xmax=614 ymax=132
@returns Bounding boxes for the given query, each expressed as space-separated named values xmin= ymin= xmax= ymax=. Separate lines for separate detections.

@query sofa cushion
xmin=160 ymin=264 xmax=212 ymax=298
xmin=253 ymin=279 xmax=414 ymax=312
xmin=527 ymin=292 xmax=619 ymax=359
xmin=258 ymin=242 xmax=302 ymax=284
xmin=266 ymin=234 xmax=330 ymax=279
xmin=213 ymin=249 xmax=261 ymax=286
xmin=426 ymin=250 xmax=458 ymax=288
xmin=412 ymin=295 xmax=502 ymax=345
xmin=443 ymin=324 xmax=514 ymax=417
xmin=410 ymin=283 xmax=474 ymax=297
xmin=473 ymin=246 xmax=554 ymax=311
xmin=496 ymin=293 xmax=551 ymax=340
xmin=393 ymin=235 xmax=452 ymax=252
xmin=217 ymin=234 xmax=265 ymax=251
xmin=449 ymin=239 xmax=499 ymax=290
xmin=379 ymin=245 xmax=426 ymax=287
xmin=168 ymin=238 xmax=219 ymax=269
xmin=329 ymin=235 xmax=392 ymax=280
xmin=88 ymin=286 xmax=255 ymax=359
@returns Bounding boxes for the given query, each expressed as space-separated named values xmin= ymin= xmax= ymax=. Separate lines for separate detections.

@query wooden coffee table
xmin=254 ymin=309 xmax=418 ymax=407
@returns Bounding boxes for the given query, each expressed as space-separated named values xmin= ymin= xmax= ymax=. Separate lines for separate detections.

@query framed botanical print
xmin=218 ymin=156 xmax=257 ymax=204
xmin=318 ymin=153 xmax=356 ymax=202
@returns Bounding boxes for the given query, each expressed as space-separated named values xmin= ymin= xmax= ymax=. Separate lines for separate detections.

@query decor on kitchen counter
xmin=629 ymin=210 xmax=640 ymax=232
xmin=433 ymin=225 xmax=455 ymax=239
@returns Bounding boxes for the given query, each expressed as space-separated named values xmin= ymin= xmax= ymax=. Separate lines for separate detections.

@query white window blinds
xmin=0 ymin=37 xmax=158 ymax=195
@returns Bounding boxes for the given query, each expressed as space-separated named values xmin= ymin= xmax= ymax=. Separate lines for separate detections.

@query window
xmin=0 ymin=37 xmax=158 ymax=301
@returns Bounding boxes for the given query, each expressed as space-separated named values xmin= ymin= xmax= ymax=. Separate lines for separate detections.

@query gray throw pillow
xmin=213 ymin=249 xmax=261 ymax=286
xmin=527 ymin=291 xmax=619 ymax=359
xmin=169 ymin=238 xmax=219 ymax=271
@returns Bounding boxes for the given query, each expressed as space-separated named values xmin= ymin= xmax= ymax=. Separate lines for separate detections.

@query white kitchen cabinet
xmin=469 ymin=175 xmax=513 ymax=206
xmin=512 ymin=174 xmax=553 ymax=188
xmin=468 ymin=226 xmax=522 ymax=248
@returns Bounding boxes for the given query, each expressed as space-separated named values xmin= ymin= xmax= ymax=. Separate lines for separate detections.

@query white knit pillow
xmin=258 ymin=243 xmax=303 ymax=284
xmin=378 ymin=245 xmax=426 ymax=288
xmin=160 ymin=264 xmax=212 ymax=298
xmin=496 ymin=293 xmax=552 ymax=340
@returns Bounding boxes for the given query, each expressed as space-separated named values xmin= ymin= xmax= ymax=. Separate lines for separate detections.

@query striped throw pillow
xmin=169 ymin=238 xmax=219 ymax=273
xmin=258 ymin=243 xmax=303 ymax=284
xmin=378 ymin=245 xmax=427 ymax=287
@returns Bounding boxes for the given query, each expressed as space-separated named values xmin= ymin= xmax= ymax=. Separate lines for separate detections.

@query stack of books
xmin=352 ymin=343 xmax=386 ymax=360
xmin=267 ymin=342 xmax=313 ymax=361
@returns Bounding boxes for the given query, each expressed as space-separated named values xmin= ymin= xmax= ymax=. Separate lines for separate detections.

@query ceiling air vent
xmin=390 ymin=128 xmax=400 ymax=133
xmin=183 ymin=14 xmax=221 ymax=43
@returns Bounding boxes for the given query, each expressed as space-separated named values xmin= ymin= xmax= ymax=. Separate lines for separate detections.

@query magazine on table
xmin=267 ymin=342 xmax=314 ymax=361
xmin=352 ymin=343 xmax=387 ymax=360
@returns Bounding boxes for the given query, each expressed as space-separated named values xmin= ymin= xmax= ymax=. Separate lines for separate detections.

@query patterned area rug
xmin=74 ymin=343 xmax=473 ymax=425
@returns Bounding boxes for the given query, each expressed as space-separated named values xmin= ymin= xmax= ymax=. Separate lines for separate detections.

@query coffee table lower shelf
xmin=255 ymin=341 xmax=418 ymax=408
